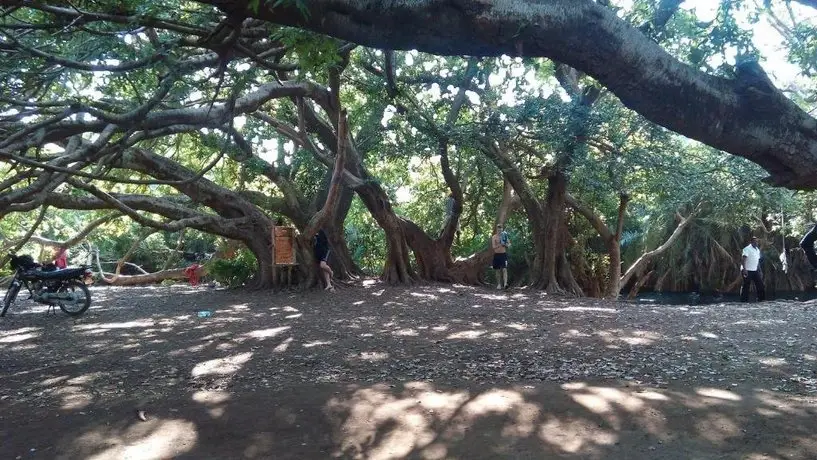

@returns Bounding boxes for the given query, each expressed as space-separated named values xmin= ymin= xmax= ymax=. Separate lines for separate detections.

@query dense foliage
xmin=0 ymin=0 xmax=816 ymax=294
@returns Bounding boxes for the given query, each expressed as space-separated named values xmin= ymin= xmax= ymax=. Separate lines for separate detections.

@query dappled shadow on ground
xmin=1 ymin=284 xmax=816 ymax=459
xmin=4 ymin=382 xmax=817 ymax=460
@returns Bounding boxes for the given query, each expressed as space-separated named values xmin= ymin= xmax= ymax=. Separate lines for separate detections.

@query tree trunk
xmin=244 ymin=221 xmax=276 ymax=289
xmin=402 ymin=219 xmax=453 ymax=281
xmin=620 ymin=208 xmax=700 ymax=289
xmin=556 ymin=225 xmax=584 ymax=296
xmin=124 ymin=148 xmax=283 ymax=289
xmin=626 ymin=270 xmax=654 ymax=300
xmin=293 ymin=240 xmax=318 ymax=289
xmin=531 ymin=171 xmax=569 ymax=292
xmin=606 ymin=237 xmax=623 ymax=298
xmin=565 ymin=191 xmax=630 ymax=298
xmin=400 ymin=218 xmax=492 ymax=284
xmin=99 ymin=268 xmax=193 ymax=286
xmin=450 ymin=249 xmax=494 ymax=285
xmin=480 ymin=141 xmax=578 ymax=292
xmin=355 ymin=183 xmax=416 ymax=284
xmin=325 ymin=186 xmax=361 ymax=279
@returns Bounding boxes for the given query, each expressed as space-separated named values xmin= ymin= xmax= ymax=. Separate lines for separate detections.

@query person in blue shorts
xmin=491 ymin=224 xmax=510 ymax=290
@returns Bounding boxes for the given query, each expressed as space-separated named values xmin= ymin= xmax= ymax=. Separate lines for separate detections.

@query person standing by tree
xmin=740 ymin=236 xmax=765 ymax=302
xmin=492 ymin=224 xmax=510 ymax=290
xmin=53 ymin=245 xmax=68 ymax=269
xmin=314 ymin=229 xmax=334 ymax=292
xmin=799 ymin=223 xmax=817 ymax=272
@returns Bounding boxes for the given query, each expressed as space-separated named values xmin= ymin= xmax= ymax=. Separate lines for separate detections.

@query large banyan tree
xmin=1 ymin=0 xmax=815 ymax=293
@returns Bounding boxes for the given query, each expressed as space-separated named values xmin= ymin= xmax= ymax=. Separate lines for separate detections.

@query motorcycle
xmin=2 ymin=253 xmax=94 ymax=317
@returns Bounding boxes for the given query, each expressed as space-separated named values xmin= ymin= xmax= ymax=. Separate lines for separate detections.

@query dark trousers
xmin=740 ymin=270 xmax=765 ymax=302
xmin=800 ymin=224 xmax=817 ymax=270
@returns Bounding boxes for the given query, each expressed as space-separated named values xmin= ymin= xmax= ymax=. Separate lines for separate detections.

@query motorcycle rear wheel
xmin=57 ymin=280 xmax=91 ymax=316
xmin=2 ymin=282 xmax=21 ymax=317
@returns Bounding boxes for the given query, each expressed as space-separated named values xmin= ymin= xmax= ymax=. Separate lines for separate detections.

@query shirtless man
xmin=491 ymin=224 xmax=510 ymax=290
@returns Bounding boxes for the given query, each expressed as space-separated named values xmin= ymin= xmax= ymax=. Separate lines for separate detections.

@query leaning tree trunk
xmin=100 ymin=268 xmax=192 ymax=286
xmin=305 ymin=102 xmax=415 ymax=284
xmin=619 ymin=208 xmax=700 ymax=290
xmin=325 ymin=186 xmax=362 ymax=279
xmin=355 ymin=183 xmax=416 ymax=284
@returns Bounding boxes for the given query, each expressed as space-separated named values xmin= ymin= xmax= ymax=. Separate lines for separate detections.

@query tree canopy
xmin=1 ymin=0 xmax=816 ymax=295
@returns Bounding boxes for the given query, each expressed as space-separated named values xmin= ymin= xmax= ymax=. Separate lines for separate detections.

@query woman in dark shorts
xmin=314 ymin=229 xmax=334 ymax=291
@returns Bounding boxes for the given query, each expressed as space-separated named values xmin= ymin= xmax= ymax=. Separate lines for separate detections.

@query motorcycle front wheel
xmin=2 ymin=281 xmax=21 ymax=317
xmin=57 ymin=280 xmax=91 ymax=316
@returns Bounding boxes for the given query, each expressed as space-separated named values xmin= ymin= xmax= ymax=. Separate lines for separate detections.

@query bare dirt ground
xmin=1 ymin=282 xmax=817 ymax=460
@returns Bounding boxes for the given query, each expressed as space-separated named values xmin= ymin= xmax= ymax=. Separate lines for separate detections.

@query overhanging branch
xmin=196 ymin=0 xmax=817 ymax=189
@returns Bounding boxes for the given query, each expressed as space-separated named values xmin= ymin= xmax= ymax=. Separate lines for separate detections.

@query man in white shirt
xmin=740 ymin=236 xmax=765 ymax=302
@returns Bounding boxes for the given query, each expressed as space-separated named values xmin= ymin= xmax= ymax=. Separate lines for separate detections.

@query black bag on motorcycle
xmin=9 ymin=254 xmax=37 ymax=270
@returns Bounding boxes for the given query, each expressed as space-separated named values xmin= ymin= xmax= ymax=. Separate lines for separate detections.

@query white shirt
xmin=742 ymin=244 xmax=761 ymax=271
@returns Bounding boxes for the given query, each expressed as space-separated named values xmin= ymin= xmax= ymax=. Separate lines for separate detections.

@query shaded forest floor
xmin=1 ymin=283 xmax=817 ymax=459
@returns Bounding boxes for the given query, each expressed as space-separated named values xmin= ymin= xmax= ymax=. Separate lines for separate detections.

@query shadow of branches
xmin=1 ymin=284 xmax=816 ymax=459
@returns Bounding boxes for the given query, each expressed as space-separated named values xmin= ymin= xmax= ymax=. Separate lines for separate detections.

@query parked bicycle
xmin=2 ymin=253 xmax=94 ymax=317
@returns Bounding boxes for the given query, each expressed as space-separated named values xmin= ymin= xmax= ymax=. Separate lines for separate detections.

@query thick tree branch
xmin=565 ymin=193 xmax=613 ymax=241
xmin=7 ymin=3 xmax=208 ymax=36
xmin=118 ymin=148 xmax=277 ymax=224
xmin=614 ymin=192 xmax=630 ymax=241
xmin=438 ymin=58 xmax=479 ymax=245
xmin=495 ymin=179 xmax=522 ymax=227
xmin=3 ymin=32 xmax=170 ymax=72
xmin=26 ymin=213 xmax=122 ymax=249
xmin=66 ymin=179 xmax=235 ymax=233
xmin=480 ymin=140 xmax=543 ymax=224
xmin=303 ymin=109 xmax=348 ymax=239
xmin=197 ymin=0 xmax=817 ymax=189
xmin=620 ymin=206 xmax=701 ymax=288
xmin=5 ymin=81 xmax=331 ymax=148
xmin=31 ymin=187 xmax=249 ymax=239
xmin=296 ymin=99 xmax=366 ymax=189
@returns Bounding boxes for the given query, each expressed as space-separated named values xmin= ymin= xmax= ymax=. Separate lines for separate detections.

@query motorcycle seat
xmin=23 ymin=267 xmax=87 ymax=280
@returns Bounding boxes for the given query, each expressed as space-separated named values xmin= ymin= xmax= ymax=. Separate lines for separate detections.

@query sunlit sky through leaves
xmin=664 ymin=0 xmax=814 ymax=86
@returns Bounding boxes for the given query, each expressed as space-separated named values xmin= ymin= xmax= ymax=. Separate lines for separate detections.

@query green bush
xmin=206 ymin=249 xmax=256 ymax=287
